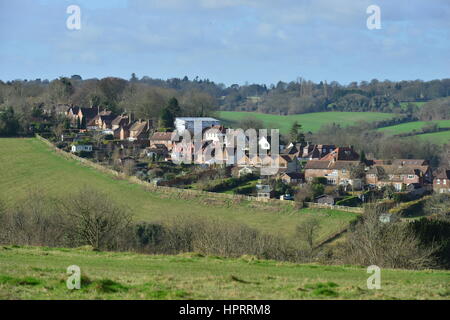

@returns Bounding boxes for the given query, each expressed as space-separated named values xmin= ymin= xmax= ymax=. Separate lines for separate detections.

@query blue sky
xmin=0 ymin=0 xmax=449 ymax=85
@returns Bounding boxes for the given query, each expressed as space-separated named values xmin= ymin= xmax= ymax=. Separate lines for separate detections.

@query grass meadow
xmin=0 ymin=246 xmax=449 ymax=300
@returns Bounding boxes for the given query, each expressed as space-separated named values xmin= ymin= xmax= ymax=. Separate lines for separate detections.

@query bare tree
xmin=340 ymin=205 xmax=437 ymax=269
xmin=296 ymin=217 xmax=320 ymax=253
xmin=59 ymin=188 xmax=132 ymax=250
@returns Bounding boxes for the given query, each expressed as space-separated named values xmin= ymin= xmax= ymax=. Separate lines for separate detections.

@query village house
xmin=300 ymin=143 xmax=336 ymax=160
xmin=304 ymin=147 xmax=360 ymax=184
xmin=280 ymin=172 xmax=304 ymax=184
xmin=67 ymin=106 xmax=100 ymax=128
xmin=433 ymin=169 xmax=450 ymax=193
xmin=150 ymin=131 xmax=175 ymax=151
xmin=117 ymin=125 xmax=131 ymax=140
xmin=256 ymin=183 xmax=273 ymax=200
xmin=366 ymin=162 xmax=431 ymax=191
xmin=111 ymin=114 xmax=131 ymax=131
xmin=128 ymin=120 xmax=152 ymax=142
xmin=305 ymin=159 xmax=362 ymax=188
xmin=315 ymin=194 xmax=335 ymax=205
xmin=87 ymin=110 xmax=116 ymax=131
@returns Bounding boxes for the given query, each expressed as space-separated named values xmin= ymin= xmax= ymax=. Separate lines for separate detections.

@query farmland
xmin=415 ymin=130 xmax=450 ymax=145
xmin=0 ymin=246 xmax=449 ymax=300
xmin=378 ymin=120 xmax=450 ymax=135
xmin=217 ymin=111 xmax=397 ymax=134
xmin=0 ymin=138 xmax=356 ymax=241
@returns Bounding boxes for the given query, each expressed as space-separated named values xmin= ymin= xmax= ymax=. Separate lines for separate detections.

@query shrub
xmin=336 ymin=196 xmax=361 ymax=207
xmin=389 ymin=196 xmax=430 ymax=217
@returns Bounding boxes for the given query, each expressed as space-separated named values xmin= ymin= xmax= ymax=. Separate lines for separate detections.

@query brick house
xmin=300 ymin=143 xmax=336 ymax=160
xmin=366 ymin=162 xmax=431 ymax=191
xmin=304 ymin=159 xmax=361 ymax=187
xmin=433 ymin=169 xmax=450 ymax=193
xmin=87 ymin=110 xmax=116 ymax=131
xmin=150 ymin=132 xmax=175 ymax=151
xmin=111 ymin=114 xmax=131 ymax=130
xmin=280 ymin=172 xmax=304 ymax=184
xmin=128 ymin=120 xmax=152 ymax=142
xmin=67 ymin=106 xmax=98 ymax=128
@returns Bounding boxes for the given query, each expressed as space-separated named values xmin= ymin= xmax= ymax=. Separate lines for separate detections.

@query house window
xmin=408 ymin=175 xmax=415 ymax=179
xmin=444 ymin=179 xmax=447 ymax=185
xmin=437 ymin=179 xmax=441 ymax=184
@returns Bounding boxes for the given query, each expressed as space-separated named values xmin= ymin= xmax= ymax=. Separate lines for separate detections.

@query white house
xmin=71 ymin=145 xmax=93 ymax=153
xmin=174 ymin=117 xmax=220 ymax=134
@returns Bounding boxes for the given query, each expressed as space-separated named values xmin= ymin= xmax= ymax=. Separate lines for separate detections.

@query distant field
xmin=0 ymin=138 xmax=357 ymax=241
xmin=415 ymin=131 xmax=450 ymax=145
xmin=1 ymin=246 xmax=449 ymax=300
xmin=218 ymin=111 xmax=397 ymax=134
xmin=378 ymin=120 xmax=450 ymax=135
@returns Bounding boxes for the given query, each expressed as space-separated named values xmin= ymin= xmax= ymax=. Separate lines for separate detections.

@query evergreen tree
xmin=167 ymin=97 xmax=181 ymax=117
xmin=159 ymin=107 xmax=174 ymax=129
xmin=289 ymin=121 xmax=305 ymax=144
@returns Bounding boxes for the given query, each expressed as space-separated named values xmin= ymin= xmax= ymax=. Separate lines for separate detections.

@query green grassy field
xmin=0 ymin=138 xmax=356 ymax=241
xmin=218 ymin=111 xmax=397 ymax=134
xmin=378 ymin=120 xmax=450 ymax=135
xmin=415 ymin=130 xmax=450 ymax=145
xmin=1 ymin=246 xmax=449 ymax=300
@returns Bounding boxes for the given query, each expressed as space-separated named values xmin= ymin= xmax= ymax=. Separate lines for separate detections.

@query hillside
xmin=378 ymin=120 xmax=450 ymax=135
xmin=218 ymin=111 xmax=397 ymax=134
xmin=415 ymin=131 xmax=450 ymax=145
xmin=0 ymin=138 xmax=356 ymax=241
xmin=0 ymin=246 xmax=449 ymax=300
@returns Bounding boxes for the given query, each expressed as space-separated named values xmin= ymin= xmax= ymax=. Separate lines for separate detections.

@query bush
xmin=336 ymin=196 xmax=361 ymax=207
xmin=339 ymin=205 xmax=437 ymax=269
xmin=134 ymin=223 xmax=166 ymax=251
xmin=233 ymin=185 xmax=254 ymax=195
xmin=389 ymin=196 xmax=430 ymax=217
xmin=409 ymin=218 xmax=450 ymax=268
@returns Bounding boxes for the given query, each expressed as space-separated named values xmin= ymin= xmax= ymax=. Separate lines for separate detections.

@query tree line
xmin=1 ymin=75 xmax=450 ymax=122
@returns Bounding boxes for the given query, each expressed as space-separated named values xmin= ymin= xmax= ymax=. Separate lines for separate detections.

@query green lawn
xmin=218 ymin=111 xmax=397 ymax=134
xmin=378 ymin=120 xmax=450 ymax=135
xmin=1 ymin=246 xmax=448 ymax=300
xmin=0 ymin=138 xmax=356 ymax=241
